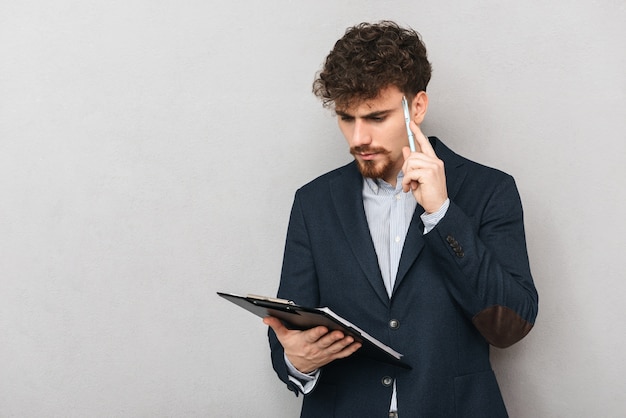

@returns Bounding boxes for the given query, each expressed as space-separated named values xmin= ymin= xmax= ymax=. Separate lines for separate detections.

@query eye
xmin=339 ymin=115 xmax=354 ymax=122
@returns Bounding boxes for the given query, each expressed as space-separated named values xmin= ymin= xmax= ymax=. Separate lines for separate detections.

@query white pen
xmin=401 ymin=96 xmax=416 ymax=152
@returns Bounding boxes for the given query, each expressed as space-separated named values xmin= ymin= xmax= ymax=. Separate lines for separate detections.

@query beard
xmin=350 ymin=145 xmax=396 ymax=180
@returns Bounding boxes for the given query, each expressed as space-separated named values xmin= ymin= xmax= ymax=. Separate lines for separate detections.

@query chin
xmin=357 ymin=160 xmax=388 ymax=179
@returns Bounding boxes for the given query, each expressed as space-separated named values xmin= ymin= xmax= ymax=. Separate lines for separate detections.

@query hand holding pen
xmin=401 ymin=96 xmax=448 ymax=214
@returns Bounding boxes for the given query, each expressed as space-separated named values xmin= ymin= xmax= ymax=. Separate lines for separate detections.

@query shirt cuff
xmin=284 ymin=353 xmax=320 ymax=394
xmin=421 ymin=198 xmax=450 ymax=234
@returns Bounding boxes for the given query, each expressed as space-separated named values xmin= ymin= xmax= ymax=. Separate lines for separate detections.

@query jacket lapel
xmin=394 ymin=212 xmax=426 ymax=294
xmin=436 ymin=138 xmax=467 ymax=200
xmin=330 ymin=163 xmax=390 ymax=306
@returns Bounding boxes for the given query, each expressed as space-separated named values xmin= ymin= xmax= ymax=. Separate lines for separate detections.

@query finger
xmin=410 ymin=121 xmax=436 ymax=158
xmin=343 ymin=341 xmax=362 ymax=356
xmin=314 ymin=334 xmax=355 ymax=357
xmin=401 ymin=148 xmax=421 ymax=192
xmin=331 ymin=340 xmax=362 ymax=360
xmin=402 ymin=172 xmax=419 ymax=193
xmin=402 ymin=146 xmax=411 ymax=160
xmin=316 ymin=330 xmax=349 ymax=349
xmin=263 ymin=316 xmax=289 ymax=338
xmin=303 ymin=326 xmax=332 ymax=343
xmin=401 ymin=147 xmax=412 ymax=183
xmin=402 ymin=146 xmax=417 ymax=184
xmin=405 ymin=156 xmax=441 ymax=175
xmin=402 ymin=147 xmax=437 ymax=176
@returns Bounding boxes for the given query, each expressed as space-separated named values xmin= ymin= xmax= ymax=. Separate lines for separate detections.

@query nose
xmin=351 ymin=119 xmax=372 ymax=147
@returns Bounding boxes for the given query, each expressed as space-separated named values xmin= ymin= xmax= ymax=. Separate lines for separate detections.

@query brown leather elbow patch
xmin=472 ymin=305 xmax=534 ymax=348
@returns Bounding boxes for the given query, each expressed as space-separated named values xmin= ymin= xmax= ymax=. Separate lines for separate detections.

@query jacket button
xmin=381 ymin=376 xmax=393 ymax=387
xmin=389 ymin=319 xmax=400 ymax=330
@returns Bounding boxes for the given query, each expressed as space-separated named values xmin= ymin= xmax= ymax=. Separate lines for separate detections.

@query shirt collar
xmin=364 ymin=171 xmax=405 ymax=195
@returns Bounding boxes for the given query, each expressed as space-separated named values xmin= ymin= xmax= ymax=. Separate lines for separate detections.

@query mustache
xmin=349 ymin=146 xmax=391 ymax=156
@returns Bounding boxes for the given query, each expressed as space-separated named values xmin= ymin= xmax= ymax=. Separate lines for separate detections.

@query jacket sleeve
xmin=268 ymin=191 xmax=320 ymax=395
xmin=423 ymin=175 xmax=538 ymax=348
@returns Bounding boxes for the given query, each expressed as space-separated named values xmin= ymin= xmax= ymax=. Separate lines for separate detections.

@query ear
xmin=411 ymin=91 xmax=429 ymax=125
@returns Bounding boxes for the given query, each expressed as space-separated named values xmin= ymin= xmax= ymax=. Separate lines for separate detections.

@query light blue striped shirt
xmin=363 ymin=172 xmax=449 ymax=296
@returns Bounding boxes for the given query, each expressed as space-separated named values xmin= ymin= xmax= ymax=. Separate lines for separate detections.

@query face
xmin=336 ymin=86 xmax=412 ymax=185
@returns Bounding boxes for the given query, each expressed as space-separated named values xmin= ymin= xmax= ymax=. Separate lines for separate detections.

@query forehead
xmin=335 ymin=85 xmax=402 ymax=114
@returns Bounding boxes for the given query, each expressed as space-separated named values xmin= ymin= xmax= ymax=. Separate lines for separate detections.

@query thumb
xmin=401 ymin=146 xmax=419 ymax=192
xmin=263 ymin=316 xmax=287 ymax=337
xmin=402 ymin=146 xmax=412 ymax=160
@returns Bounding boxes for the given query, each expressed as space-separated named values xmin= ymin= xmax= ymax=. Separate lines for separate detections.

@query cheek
xmin=390 ymin=148 xmax=406 ymax=167
xmin=389 ymin=126 xmax=410 ymax=152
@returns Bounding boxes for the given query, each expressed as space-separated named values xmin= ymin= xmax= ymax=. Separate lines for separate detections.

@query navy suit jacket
xmin=269 ymin=137 xmax=538 ymax=418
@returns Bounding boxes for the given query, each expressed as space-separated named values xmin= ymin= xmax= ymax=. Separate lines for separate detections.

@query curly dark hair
xmin=313 ymin=21 xmax=432 ymax=108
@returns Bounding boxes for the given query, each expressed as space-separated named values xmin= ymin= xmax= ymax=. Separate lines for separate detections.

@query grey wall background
xmin=1 ymin=1 xmax=625 ymax=417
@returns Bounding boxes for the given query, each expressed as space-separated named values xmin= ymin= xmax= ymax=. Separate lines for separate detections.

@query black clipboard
xmin=217 ymin=291 xmax=410 ymax=369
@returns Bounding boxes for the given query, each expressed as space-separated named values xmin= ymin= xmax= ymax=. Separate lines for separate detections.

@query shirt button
xmin=381 ymin=376 xmax=393 ymax=387
xmin=395 ymin=236 xmax=401 ymax=243
xmin=395 ymin=194 xmax=402 ymax=200
xmin=389 ymin=319 xmax=400 ymax=330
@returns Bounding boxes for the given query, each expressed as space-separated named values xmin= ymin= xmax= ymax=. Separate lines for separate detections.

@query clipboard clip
xmin=247 ymin=294 xmax=296 ymax=305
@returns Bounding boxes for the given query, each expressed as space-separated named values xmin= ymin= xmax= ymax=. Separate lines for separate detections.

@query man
xmin=264 ymin=21 xmax=538 ymax=417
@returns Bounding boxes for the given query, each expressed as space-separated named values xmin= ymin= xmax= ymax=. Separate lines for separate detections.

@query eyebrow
xmin=336 ymin=109 xmax=394 ymax=119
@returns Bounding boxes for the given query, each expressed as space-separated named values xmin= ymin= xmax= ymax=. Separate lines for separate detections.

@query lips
xmin=351 ymin=146 xmax=389 ymax=160
xmin=359 ymin=152 xmax=377 ymax=160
